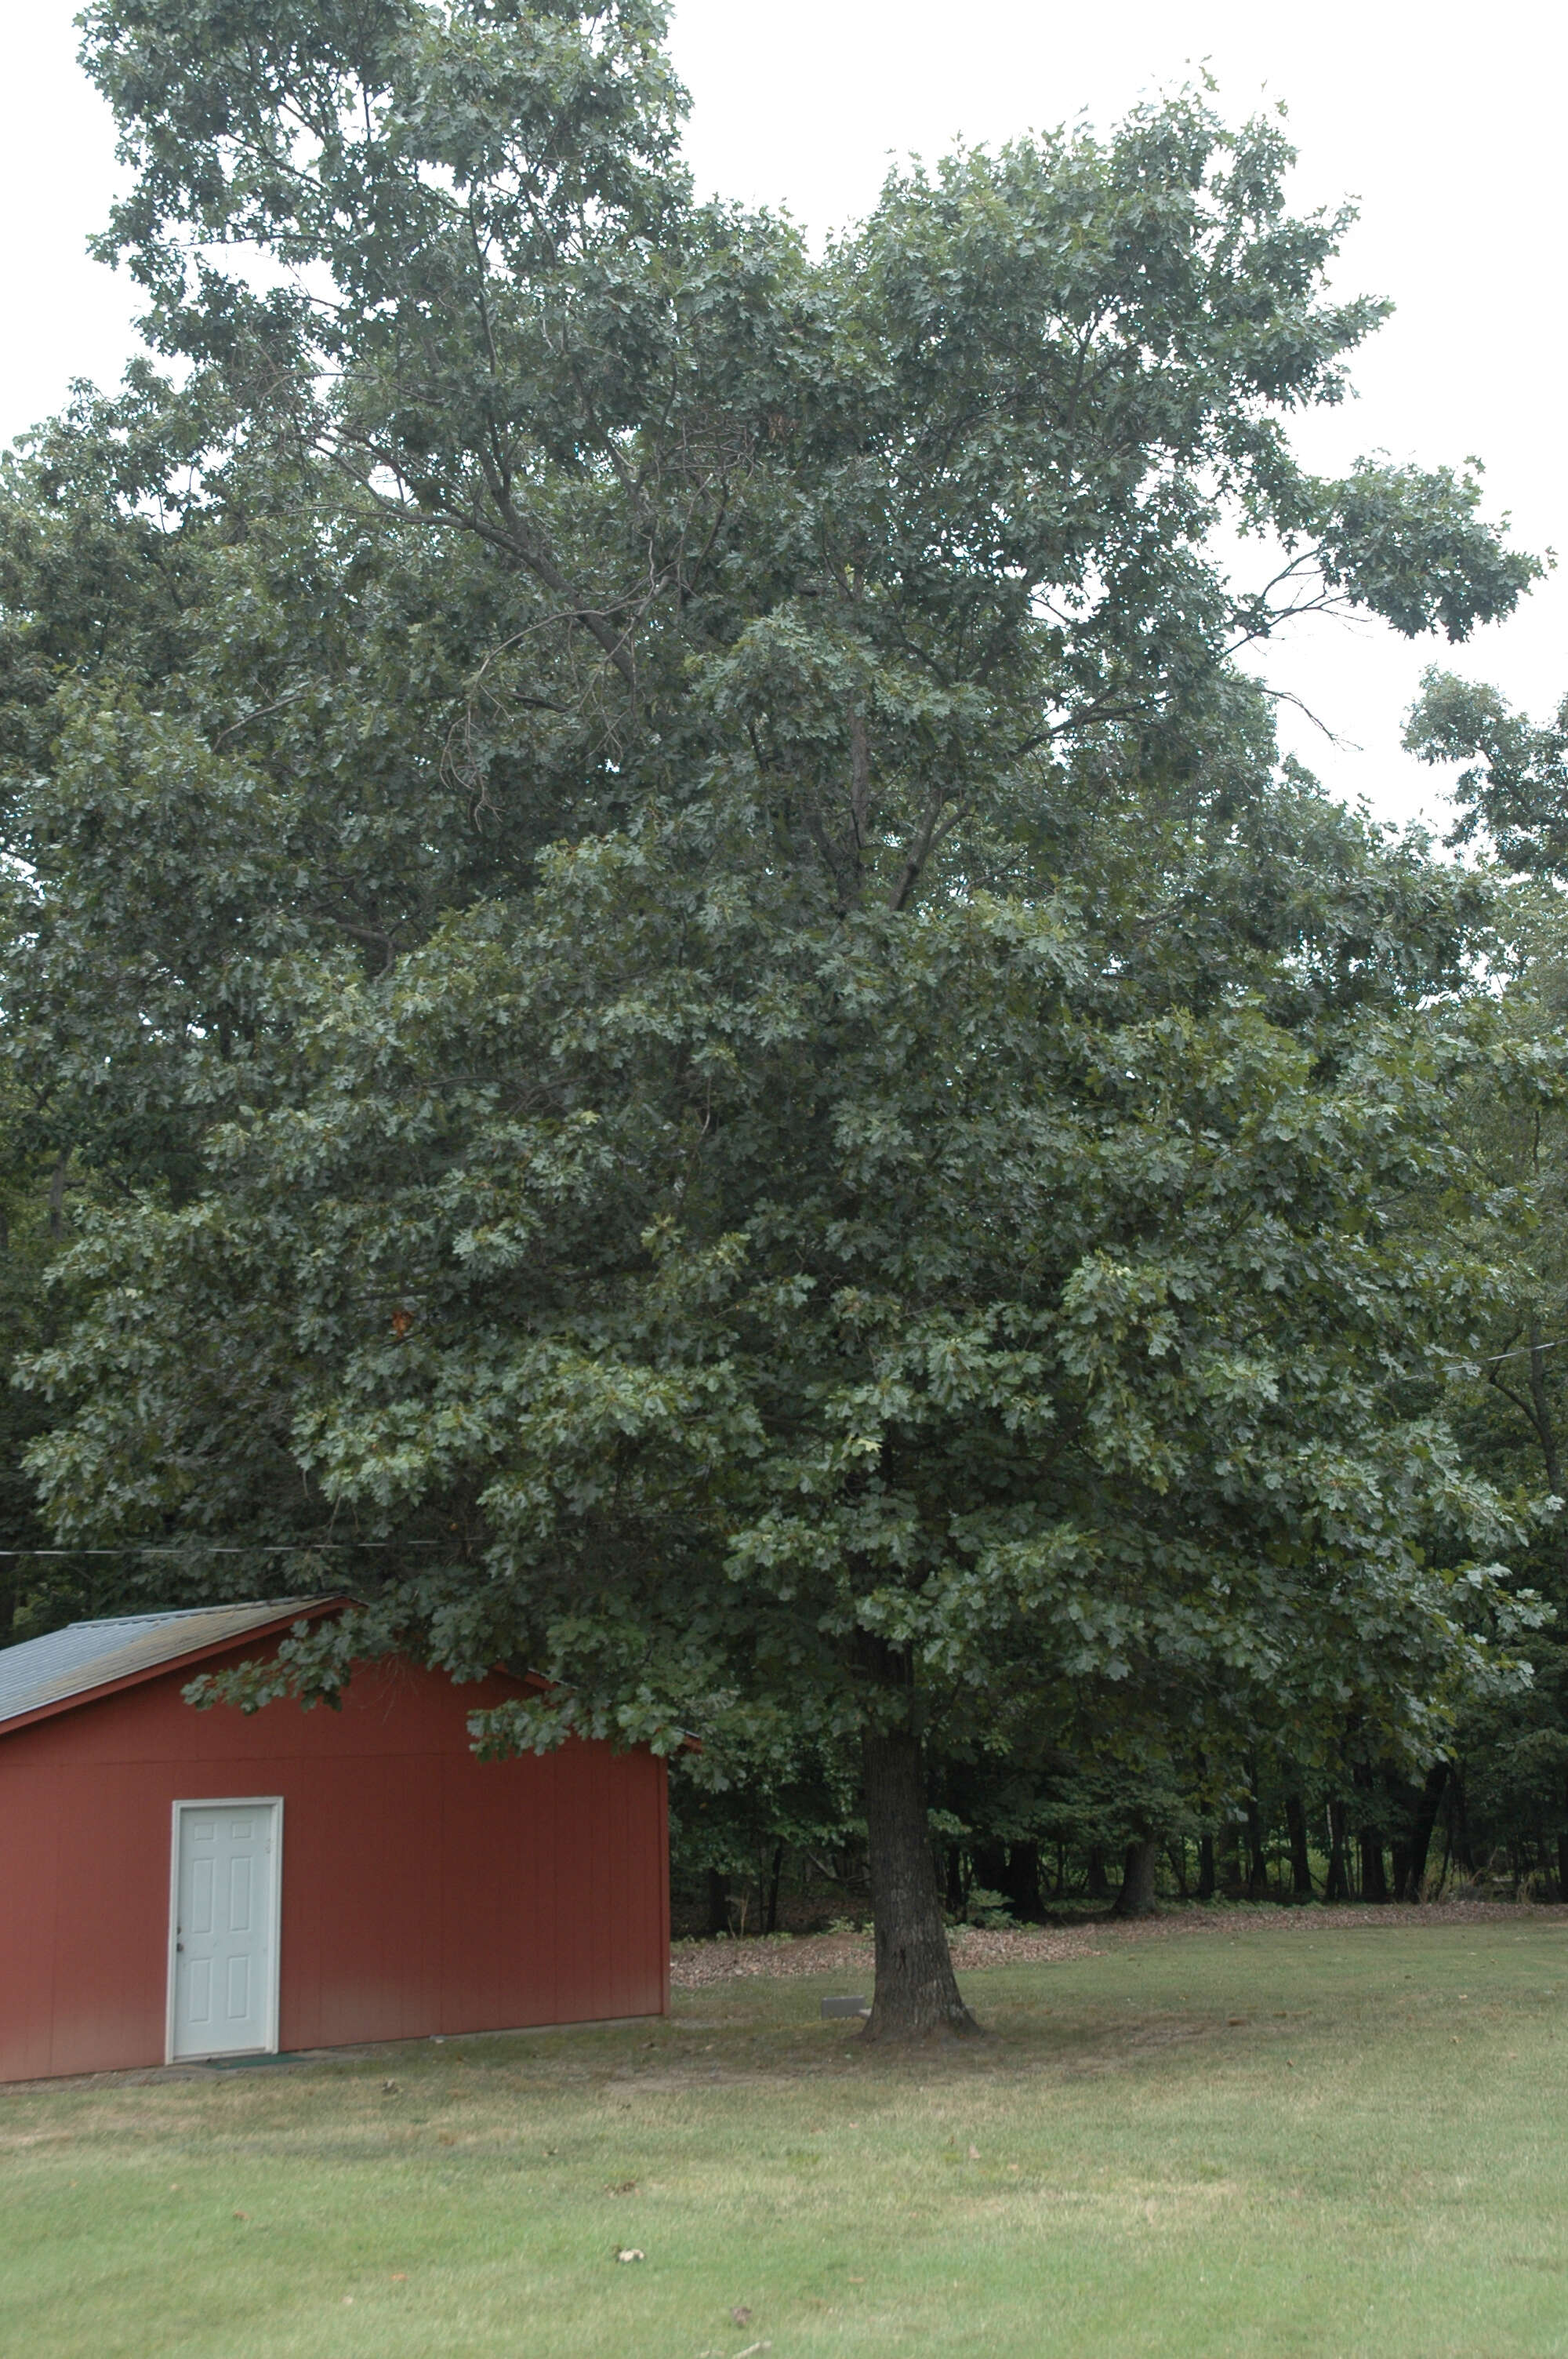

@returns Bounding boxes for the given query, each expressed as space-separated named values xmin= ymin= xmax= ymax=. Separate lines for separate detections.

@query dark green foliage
xmin=1408 ymin=672 xmax=1568 ymax=879
xmin=0 ymin=0 xmax=1552 ymax=2012
xmin=18 ymin=822 xmax=1537 ymax=1776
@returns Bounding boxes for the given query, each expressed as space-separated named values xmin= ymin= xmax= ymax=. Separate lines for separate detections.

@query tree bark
xmin=1003 ymin=1841 xmax=1042 ymax=1920
xmin=1284 ymin=1794 xmax=1315 ymax=1899
xmin=1218 ymin=1825 xmax=1245 ymax=1899
xmin=1325 ymin=1800 xmax=1350 ymax=1901
xmin=860 ymin=1725 xmax=978 ymax=2039
xmin=1245 ymin=1781 xmax=1270 ymax=1899
xmin=1197 ymin=1834 xmax=1216 ymax=1899
xmin=1449 ymin=1768 xmax=1476 ymax=1878
xmin=1354 ymin=1764 xmax=1388 ymax=1903
xmin=1112 ymin=1835 xmax=1160 ymax=1918
xmin=971 ymin=1840 xmax=1008 ymax=1899
xmin=763 ymin=1841 xmax=785 ymax=1935
xmin=1395 ymin=1764 xmax=1448 ymax=1901
xmin=1526 ymin=1314 xmax=1563 ymax=1496
xmin=1359 ymin=1829 xmax=1388 ymax=1903
xmin=706 ymin=1868 xmax=729 ymax=1937
xmin=48 ymin=1151 xmax=67 ymax=1240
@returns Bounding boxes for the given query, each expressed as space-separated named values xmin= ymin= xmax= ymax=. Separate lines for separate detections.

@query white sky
xmin=2 ymin=1 xmax=1563 ymax=833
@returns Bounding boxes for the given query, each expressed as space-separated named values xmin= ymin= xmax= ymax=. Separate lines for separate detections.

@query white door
xmin=169 ymin=1801 xmax=281 ymax=2061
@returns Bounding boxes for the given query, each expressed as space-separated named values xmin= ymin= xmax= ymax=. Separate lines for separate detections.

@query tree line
xmin=2 ymin=0 xmax=1566 ymax=2034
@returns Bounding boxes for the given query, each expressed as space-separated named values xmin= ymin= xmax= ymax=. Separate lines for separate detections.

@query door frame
xmin=164 ymin=1796 xmax=285 ymax=2065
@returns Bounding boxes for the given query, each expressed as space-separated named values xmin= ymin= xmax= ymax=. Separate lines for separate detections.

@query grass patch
xmin=5 ymin=1915 xmax=1568 ymax=2356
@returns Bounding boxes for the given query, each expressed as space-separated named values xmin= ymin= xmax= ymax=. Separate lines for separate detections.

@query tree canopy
xmin=1 ymin=0 xmax=1551 ymax=2030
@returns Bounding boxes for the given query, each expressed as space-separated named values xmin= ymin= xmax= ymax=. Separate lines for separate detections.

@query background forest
xmin=5 ymin=0 xmax=1568 ymax=2022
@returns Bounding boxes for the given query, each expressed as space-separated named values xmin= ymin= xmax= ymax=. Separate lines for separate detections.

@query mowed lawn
xmin=5 ymin=1916 xmax=1568 ymax=2359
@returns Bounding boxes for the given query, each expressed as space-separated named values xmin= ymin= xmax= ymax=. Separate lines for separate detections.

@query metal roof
xmin=0 ymin=1599 xmax=340 ymax=1733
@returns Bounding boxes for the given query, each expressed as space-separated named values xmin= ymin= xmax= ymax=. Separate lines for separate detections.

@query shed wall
xmin=0 ymin=1649 xmax=668 ymax=2081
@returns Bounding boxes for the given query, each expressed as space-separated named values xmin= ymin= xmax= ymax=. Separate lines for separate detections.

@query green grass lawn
xmin=5 ymin=1914 xmax=1568 ymax=2358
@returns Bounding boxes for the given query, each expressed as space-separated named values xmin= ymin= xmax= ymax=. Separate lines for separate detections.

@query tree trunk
xmin=1396 ymin=1764 xmax=1448 ymax=1901
xmin=1197 ymin=1834 xmax=1216 ymax=1899
xmin=1325 ymin=1800 xmax=1350 ymax=1901
xmin=1359 ymin=1830 xmax=1388 ymax=1903
xmin=706 ymin=1868 xmax=729 ymax=1936
xmin=1284 ymin=1794 xmax=1314 ymax=1899
xmin=1003 ymin=1841 xmax=1042 ymax=1919
xmin=763 ymin=1842 xmax=785 ymax=1934
xmin=1390 ymin=1834 xmax=1412 ymax=1900
xmin=860 ymin=1726 xmax=977 ymax=2039
xmin=1353 ymin=1765 xmax=1388 ymax=1903
xmin=1526 ymin=1314 xmax=1563 ymax=1496
xmin=1085 ymin=1845 xmax=1110 ymax=1900
xmin=48 ymin=1151 xmax=67 ymax=1240
xmin=1112 ymin=1835 xmax=1160 ymax=1918
xmin=1245 ymin=1782 xmax=1269 ymax=1899
xmin=1218 ymin=1825 xmax=1244 ymax=1899
xmin=1450 ymin=1768 xmax=1476 ymax=1878
xmin=971 ymin=1840 xmax=1007 ymax=1898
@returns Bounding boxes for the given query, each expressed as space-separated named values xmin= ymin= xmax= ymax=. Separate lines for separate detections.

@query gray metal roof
xmin=0 ymin=1599 xmax=339 ymax=1732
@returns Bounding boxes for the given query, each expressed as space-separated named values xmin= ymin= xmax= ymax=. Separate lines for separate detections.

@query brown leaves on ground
xmin=669 ymin=1899 xmax=1568 ymax=1990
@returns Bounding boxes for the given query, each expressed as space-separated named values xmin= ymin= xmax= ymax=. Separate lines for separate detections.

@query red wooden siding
xmin=0 ymin=1645 xmax=669 ymax=2082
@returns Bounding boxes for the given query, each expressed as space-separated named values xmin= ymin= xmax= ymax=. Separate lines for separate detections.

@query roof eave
xmin=0 ymin=1597 xmax=354 ymax=1740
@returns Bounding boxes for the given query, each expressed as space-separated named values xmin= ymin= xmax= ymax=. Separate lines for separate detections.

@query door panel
xmin=170 ymin=1803 xmax=278 ymax=2059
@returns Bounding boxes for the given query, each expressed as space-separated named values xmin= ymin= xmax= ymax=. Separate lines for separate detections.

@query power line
xmin=1468 ymin=1336 xmax=1568 ymax=1368
xmin=0 ymin=1541 xmax=447 ymax=1558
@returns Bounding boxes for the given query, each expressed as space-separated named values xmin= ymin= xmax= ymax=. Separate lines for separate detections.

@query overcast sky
xmin=2 ymin=2 xmax=1562 ymax=833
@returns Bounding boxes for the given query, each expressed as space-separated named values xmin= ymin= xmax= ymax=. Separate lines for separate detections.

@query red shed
xmin=0 ymin=1598 xmax=670 ymax=2082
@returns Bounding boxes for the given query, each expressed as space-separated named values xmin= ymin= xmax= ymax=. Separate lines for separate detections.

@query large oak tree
xmin=4 ymin=0 xmax=1542 ymax=2030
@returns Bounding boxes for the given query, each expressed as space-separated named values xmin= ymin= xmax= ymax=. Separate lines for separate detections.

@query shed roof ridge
xmin=60 ymin=1598 xmax=322 ymax=1632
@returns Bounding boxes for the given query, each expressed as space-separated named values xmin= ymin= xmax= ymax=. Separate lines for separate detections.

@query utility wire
xmin=1465 ymin=1336 xmax=1568 ymax=1368
xmin=0 ymin=1541 xmax=447 ymax=1558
